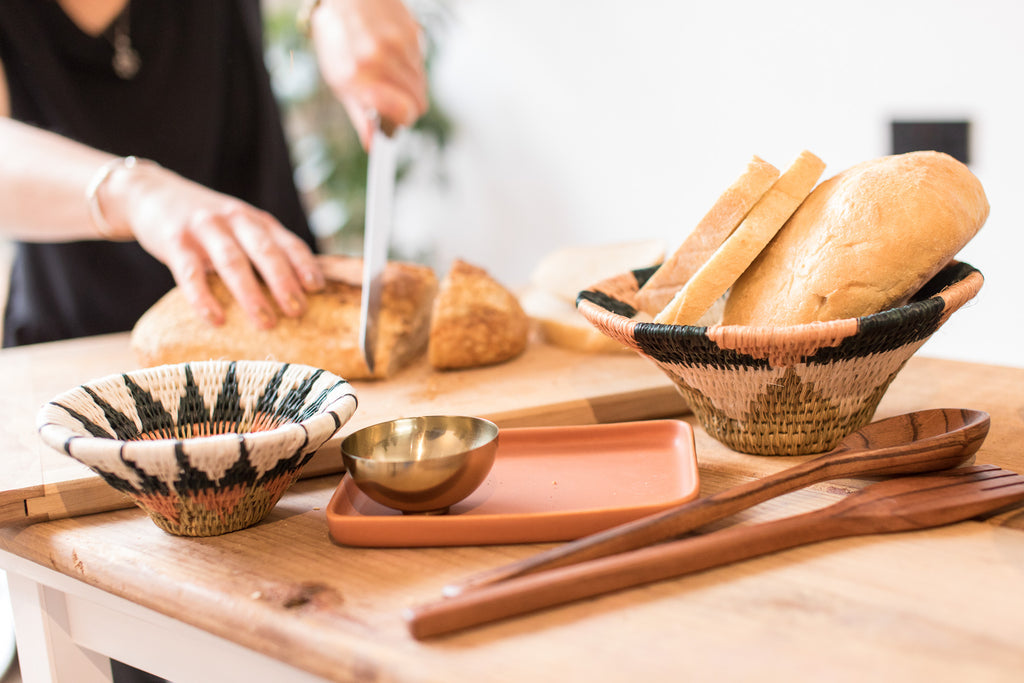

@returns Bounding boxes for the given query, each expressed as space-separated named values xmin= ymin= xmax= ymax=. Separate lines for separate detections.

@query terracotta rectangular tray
xmin=326 ymin=419 xmax=699 ymax=547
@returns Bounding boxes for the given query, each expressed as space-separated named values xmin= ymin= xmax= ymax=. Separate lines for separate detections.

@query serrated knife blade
xmin=358 ymin=116 xmax=399 ymax=375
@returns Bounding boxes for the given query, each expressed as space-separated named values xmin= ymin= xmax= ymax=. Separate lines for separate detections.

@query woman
xmin=0 ymin=0 xmax=427 ymax=346
xmin=0 ymin=1 xmax=426 ymax=681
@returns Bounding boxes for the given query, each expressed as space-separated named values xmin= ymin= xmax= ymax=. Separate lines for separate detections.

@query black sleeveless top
xmin=0 ymin=0 xmax=315 ymax=346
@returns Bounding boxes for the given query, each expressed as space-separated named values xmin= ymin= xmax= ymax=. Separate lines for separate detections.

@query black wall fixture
xmin=891 ymin=120 xmax=970 ymax=164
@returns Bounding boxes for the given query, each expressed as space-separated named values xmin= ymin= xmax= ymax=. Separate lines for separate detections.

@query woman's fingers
xmin=311 ymin=0 xmax=428 ymax=146
xmin=117 ymin=164 xmax=324 ymax=329
xmin=273 ymin=226 xmax=327 ymax=293
xmin=164 ymin=207 xmax=325 ymax=330
xmin=228 ymin=210 xmax=310 ymax=320
xmin=348 ymin=41 xmax=428 ymax=131
xmin=163 ymin=231 xmax=224 ymax=327
xmin=341 ymin=82 xmax=421 ymax=148
xmin=191 ymin=212 xmax=279 ymax=329
xmin=231 ymin=210 xmax=327 ymax=315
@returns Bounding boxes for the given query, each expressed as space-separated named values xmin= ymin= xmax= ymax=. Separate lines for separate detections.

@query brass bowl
xmin=340 ymin=415 xmax=499 ymax=514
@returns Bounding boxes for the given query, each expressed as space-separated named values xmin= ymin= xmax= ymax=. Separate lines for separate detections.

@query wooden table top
xmin=0 ymin=332 xmax=688 ymax=525
xmin=1 ymin=334 xmax=1023 ymax=682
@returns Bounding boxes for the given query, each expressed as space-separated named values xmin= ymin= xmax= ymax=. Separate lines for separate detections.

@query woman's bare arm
xmin=0 ymin=100 xmax=324 ymax=328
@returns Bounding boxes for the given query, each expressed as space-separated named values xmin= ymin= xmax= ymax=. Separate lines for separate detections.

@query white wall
xmin=413 ymin=0 xmax=1024 ymax=367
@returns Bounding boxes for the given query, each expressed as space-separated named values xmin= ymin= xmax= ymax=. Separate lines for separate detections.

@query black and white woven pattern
xmin=577 ymin=261 xmax=983 ymax=455
xmin=37 ymin=360 xmax=358 ymax=535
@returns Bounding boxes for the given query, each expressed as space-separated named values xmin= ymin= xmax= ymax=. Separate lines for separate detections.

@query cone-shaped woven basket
xmin=37 ymin=360 xmax=358 ymax=535
xmin=577 ymin=261 xmax=982 ymax=455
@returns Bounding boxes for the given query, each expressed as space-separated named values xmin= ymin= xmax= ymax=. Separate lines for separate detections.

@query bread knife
xmin=359 ymin=115 xmax=399 ymax=374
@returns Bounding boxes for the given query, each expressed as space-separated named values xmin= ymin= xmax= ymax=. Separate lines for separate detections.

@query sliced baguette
xmin=654 ymin=150 xmax=826 ymax=326
xmin=635 ymin=156 xmax=780 ymax=315
xmin=722 ymin=150 xmax=989 ymax=325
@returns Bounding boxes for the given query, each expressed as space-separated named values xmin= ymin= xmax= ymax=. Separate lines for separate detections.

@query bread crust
xmin=428 ymin=259 xmax=529 ymax=370
xmin=635 ymin=156 xmax=779 ymax=315
xmin=130 ymin=256 xmax=438 ymax=380
xmin=722 ymin=151 xmax=989 ymax=325
xmin=654 ymin=150 xmax=826 ymax=325
xmin=519 ymin=285 xmax=627 ymax=353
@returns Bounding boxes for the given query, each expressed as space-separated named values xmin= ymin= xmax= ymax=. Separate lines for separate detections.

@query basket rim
xmin=577 ymin=260 xmax=982 ymax=341
xmin=36 ymin=359 xmax=358 ymax=455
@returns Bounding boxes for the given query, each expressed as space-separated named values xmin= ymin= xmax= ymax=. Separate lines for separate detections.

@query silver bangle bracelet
xmin=85 ymin=155 xmax=148 ymax=241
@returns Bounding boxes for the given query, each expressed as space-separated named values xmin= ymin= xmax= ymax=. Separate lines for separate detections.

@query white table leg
xmin=0 ymin=571 xmax=18 ymax=680
xmin=7 ymin=571 xmax=113 ymax=683
xmin=0 ymin=549 xmax=331 ymax=683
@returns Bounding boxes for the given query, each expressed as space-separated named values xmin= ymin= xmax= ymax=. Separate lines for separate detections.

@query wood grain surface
xmin=405 ymin=464 xmax=1024 ymax=639
xmin=0 ymin=351 xmax=1023 ymax=681
xmin=446 ymin=408 xmax=990 ymax=593
xmin=0 ymin=332 xmax=688 ymax=524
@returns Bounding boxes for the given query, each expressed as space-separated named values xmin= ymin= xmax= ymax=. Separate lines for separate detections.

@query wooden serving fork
xmin=406 ymin=464 xmax=1024 ymax=639
xmin=444 ymin=408 xmax=989 ymax=597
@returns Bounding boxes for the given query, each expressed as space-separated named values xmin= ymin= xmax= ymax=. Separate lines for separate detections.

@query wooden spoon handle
xmin=445 ymin=409 xmax=988 ymax=596
xmin=412 ymin=464 xmax=1023 ymax=639
xmin=444 ymin=457 xmax=831 ymax=595
xmin=411 ymin=508 xmax=843 ymax=639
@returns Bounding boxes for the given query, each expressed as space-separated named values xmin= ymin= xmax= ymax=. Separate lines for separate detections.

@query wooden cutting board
xmin=0 ymin=332 xmax=688 ymax=526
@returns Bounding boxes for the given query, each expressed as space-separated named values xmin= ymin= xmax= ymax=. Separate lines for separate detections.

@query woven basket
xmin=37 ymin=360 xmax=358 ymax=536
xmin=577 ymin=261 xmax=983 ymax=455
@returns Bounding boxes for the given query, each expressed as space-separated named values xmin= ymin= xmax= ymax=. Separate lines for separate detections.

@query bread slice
xmin=635 ymin=156 xmax=779 ymax=315
xmin=519 ymin=286 xmax=627 ymax=353
xmin=130 ymin=255 xmax=438 ymax=381
xmin=654 ymin=150 xmax=826 ymax=326
xmin=428 ymin=259 xmax=530 ymax=370
xmin=722 ymin=151 xmax=989 ymax=325
xmin=529 ymin=239 xmax=665 ymax=303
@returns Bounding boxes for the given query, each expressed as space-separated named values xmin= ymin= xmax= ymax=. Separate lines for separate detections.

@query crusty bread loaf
xmin=722 ymin=151 xmax=989 ymax=326
xmin=635 ymin=156 xmax=779 ymax=315
xmin=130 ymin=256 xmax=438 ymax=381
xmin=428 ymin=259 xmax=529 ymax=370
xmin=654 ymin=150 xmax=826 ymax=325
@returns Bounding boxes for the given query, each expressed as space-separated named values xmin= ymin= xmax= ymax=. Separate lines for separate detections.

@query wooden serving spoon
xmin=408 ymin=464 xmax=1023 ymax=639
xmin=444 ymin=408 xmax=989 ymax=597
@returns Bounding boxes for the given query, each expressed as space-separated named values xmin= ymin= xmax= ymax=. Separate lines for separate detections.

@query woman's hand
xmin=309 ymin=0 xmax=428 ymax=147
xmin=102 ymin=161 xmax=325 ymax=329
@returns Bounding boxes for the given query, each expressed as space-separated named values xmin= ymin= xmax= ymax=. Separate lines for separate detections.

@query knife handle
xmin=371 ymin=110 xmax=398 ymax=137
